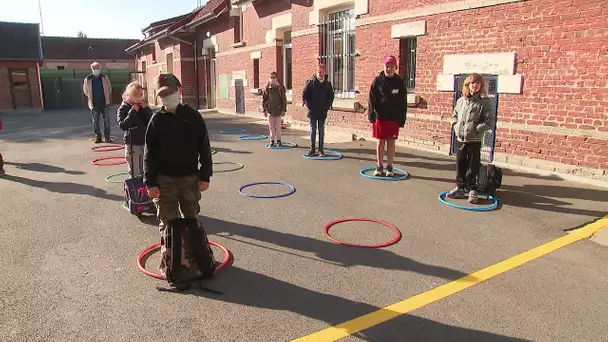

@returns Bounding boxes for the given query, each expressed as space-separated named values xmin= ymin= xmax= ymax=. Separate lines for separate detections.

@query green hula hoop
xmin=105 ymin=171 xmax=130 ymax=184
xmin=214 ymin=162 xmax=244 ymax=173
xmin=211 ymin=148 xmax=217 ymax=155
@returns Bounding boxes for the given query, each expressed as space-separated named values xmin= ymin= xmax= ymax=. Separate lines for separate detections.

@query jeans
xmin=267 ymin=115 xmax=282 ymax=142
xmin=91 ymin=106 xmax=111 ymax=138
xmin=456 ymin=141 xmax=482 ymax=190
xmin=309 ymin=117 xmax=326 ymax=150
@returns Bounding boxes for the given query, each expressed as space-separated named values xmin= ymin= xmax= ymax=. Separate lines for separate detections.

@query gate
xmin=449 ymin=75 xmax=499 ymax=163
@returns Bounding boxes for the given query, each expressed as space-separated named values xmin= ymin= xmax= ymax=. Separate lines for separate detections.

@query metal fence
xmin=318 ymin=8 xmax=356 ymax=98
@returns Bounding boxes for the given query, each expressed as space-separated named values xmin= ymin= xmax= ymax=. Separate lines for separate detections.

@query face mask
xmin=92 ymin=70 xmax=101 ymax=76
xmin=161 ymin=92 xmax=181 ymax=109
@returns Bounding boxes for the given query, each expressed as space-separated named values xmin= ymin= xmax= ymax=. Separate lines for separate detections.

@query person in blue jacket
xmin=302 ymin=62 xmax=335 ymax=157
xmin=116 ymin=82 xmax=153 ymax=177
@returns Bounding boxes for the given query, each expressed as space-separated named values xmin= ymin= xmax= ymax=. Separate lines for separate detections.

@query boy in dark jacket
xmin=144 ymin=74 xmax=213 ymax=234
xmin=117 ymin=82 xmax=153 ymax=177
xmin=302 ymin=62 xmax=334 ymax=157
xmin=368 ymin=56 xmax=407 ymax=177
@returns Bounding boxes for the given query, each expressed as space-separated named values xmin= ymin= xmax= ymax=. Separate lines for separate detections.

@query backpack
xmin=123 ymin=175 xmax=156 ymax=217
xmin=158 ymin=218 xmax=219 ymax=293
xmin=478 ymin=164 xmax=503 ymax=196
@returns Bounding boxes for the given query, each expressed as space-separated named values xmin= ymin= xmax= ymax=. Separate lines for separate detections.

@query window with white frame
xmin=319 ymin=8 xmax=356 ymax=98
xmin=283 ymin=30 xmax=292 ymax=93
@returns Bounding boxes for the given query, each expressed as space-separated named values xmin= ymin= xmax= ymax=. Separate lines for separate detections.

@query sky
xmin=0 ymin=0 xmax=208 ymax=39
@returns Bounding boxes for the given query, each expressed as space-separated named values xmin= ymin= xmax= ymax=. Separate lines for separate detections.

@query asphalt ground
xmin=0 ymin=109 xmax=606 ymax=341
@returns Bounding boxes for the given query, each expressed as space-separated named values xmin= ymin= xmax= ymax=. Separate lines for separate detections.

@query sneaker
xmin=468 ymin=190 xmax=479 ymax=204
xmin=270 ymin=141 xmax=276 ymax=147
xmin=318 ymin=149 xmax=326 ymax=157
xmin=386 ymin=165 xmax=394 ymax=177
xmin=94 ymin=136 xmax=102 ymax=144
xmin=373 ymin=166 xmax=384 ymax=177
xmin=446 ymin=187 xmax=466 ymax=199
xmin=105 ymin=137 xmax=112 ymax=143
xmin=305 ymin=148 xmax=316 ymax=157
xmin=277 ymin=140 xmax=283 ymax=147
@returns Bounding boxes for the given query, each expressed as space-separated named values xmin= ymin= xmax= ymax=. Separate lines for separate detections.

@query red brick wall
xmin=287 ymin=0 xmax=608 ymax=174
xmin=0 ymin=61 xmax=43 ymax=110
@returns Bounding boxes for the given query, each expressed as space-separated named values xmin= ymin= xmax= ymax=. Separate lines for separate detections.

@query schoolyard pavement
xmin=0 ymin=109 xmax=607 ymax=341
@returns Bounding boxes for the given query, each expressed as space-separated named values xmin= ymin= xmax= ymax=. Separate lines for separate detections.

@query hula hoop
xmin=238 ymin=134 xmax=268 ymax=141
xmin=303 ymin=150 xmax=343 ymax=161
xmin=265 ymin=142 xmax=297 ymax=150
xmin=105 ymin=171 xmax=130 ymax=184
xmin=214 ymin=162 xmax=244 ymax=173
xmin=281 ymin=124 xmax=287 ymax=129
xmin=360 ymin=167 xmax=409 ymax=181
xmin=137 ymin=241 xmax=231 ymax=280
xmin=438 ymin=191 xmax=499 ymax=211
xmin=90 ymin=136 xmax=118 ymax=142
xmin=324 ymin=218 xmax=402 ymax=248
xmin=220 ymin=128 xmax=247 ymax=134
xmin=91 ymin=144 xmax=124 ymax=152
xmin=91 ymin=156 xmax=127 ymax=166
xmin=238 ymin=181 xmax=296 ymax=199
xmin=211 ymin=148 xmax=217 ymax=155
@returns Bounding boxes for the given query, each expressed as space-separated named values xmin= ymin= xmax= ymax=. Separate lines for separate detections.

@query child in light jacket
xmin=447 ymin=73 xmax=495 ymax=204
xmin=117 ymin=82 xmax=153 ymax=177
xmin=262 ymin=72 xmax=287 ymax=147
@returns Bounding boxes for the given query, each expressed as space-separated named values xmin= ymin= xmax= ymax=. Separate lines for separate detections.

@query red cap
xmin=384 ymin=55 xmax=397 ymax=65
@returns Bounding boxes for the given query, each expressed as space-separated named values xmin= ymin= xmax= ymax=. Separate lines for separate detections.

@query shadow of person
xmin=200 ymin=216 xmax=470 ymax=281
xmin=183 ymin=267 xmax=528 ymax=341
xmin=1 ymin=174 xmax=122 ymax=201
xmin=4 ymin=161 xmax=85 ymax=175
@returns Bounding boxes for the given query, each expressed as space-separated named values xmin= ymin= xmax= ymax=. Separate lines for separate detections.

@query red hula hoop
xmin=323 ymin=218 xmax=402 ymax=248
xmin=91 ymin=156 xmax=127 ymax=166
xmin=137 ymin=241 xmax=231 ymax=280
xmin=91 ymin=144 xmax=124 ymax=152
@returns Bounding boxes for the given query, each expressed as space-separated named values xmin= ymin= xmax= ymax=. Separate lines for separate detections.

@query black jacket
xmin=116 ymin=102 xmax=153 ymax=145
xmin=368 ymin=71 xmax=407 ymax=127
xmin=143 ymin=104 xmax=213 ymax=187
xmin=302 ymin=74 xmax=335 ymax=119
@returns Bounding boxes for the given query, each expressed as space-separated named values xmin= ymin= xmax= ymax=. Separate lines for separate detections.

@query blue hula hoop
xmin=238 ymin=182 xmax=296 ymax=198
xmin=238 ymin=134 xmax=268 ymax=140
xmin=438 ymin=191 xmax=498 ymax=211
xmin=303 ymin=150 xmax=343 ymax=161
xmin=265 ymin=142 xmax=297 ymax=150
xmin=221 ymin=128 xmax=247 ymax=134
xmin=360 ymin=167 xmax=409 ymax=181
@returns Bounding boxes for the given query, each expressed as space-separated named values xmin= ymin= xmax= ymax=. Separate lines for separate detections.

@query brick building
xmin=130 ymin=0 xmax=608 ymax=181
xmin=0 ymin=22 xmax=43 ymax=112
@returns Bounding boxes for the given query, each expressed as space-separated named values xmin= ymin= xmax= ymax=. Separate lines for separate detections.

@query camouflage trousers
xmin=153 ymin=173 xmax=201 ymax=235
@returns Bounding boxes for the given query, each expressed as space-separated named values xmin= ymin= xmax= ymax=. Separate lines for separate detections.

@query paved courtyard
xmin=0 ymin=109 xmax=606 ymax=341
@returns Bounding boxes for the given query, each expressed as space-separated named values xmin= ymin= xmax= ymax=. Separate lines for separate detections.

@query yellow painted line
xmin=292 ymin=217 xmax=608 ymax=342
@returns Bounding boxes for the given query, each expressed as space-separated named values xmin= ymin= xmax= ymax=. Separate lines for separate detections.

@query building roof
xmin=126 ymin=0 xmax=229 ymax=53
xmin=142 ymin=13 xmax=191 ymax=36
xmin=41 ymin=37 xmax=139 ymax=60
xmin=0 ymin=22 xmax=42 ymax=61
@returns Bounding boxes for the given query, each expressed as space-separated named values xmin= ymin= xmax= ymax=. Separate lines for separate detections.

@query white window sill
xmin=251 ymin=88 xmax=262 ymax=95
xmin=232 ymin=41 xmax=246 ymax=48
xmin=332 ymin=98 xmax=359 ymax=111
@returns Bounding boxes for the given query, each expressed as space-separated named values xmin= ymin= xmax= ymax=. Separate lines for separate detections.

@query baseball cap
xmin=154 ymin=73 xmax=182 ymax=95
xmin=384 ymin=55 xmax=398 ymax=65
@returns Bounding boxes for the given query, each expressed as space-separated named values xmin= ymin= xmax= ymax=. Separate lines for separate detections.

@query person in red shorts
xmin=368 ymin=55 xmax=407 ymax=177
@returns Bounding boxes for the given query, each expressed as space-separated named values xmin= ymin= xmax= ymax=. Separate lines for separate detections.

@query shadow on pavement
xmin=201 ymin=216 xmax=469 ymax=281
xmin=4 ymin=161 xmax=85 ymax=175
xmin=181 ymin=266 xmax=528 ymax=341
xmin=212 ymin=147 xmax=253 ymax=155
xmin=0 ymin=174 xmax=123 ymax=201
